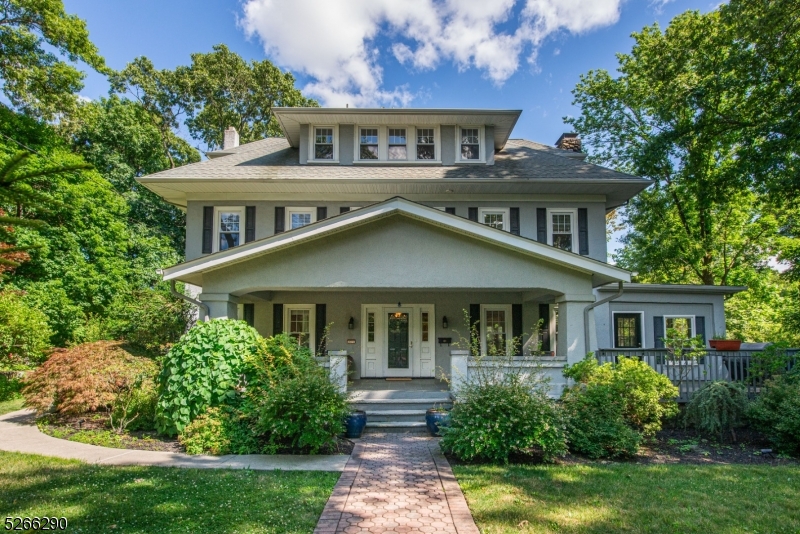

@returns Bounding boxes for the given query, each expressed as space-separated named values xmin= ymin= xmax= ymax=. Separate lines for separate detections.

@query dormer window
xmin=416 ymin=128 xmax=435 ymax=160
xmin=314 ymin=127 xmax=334 ymax=160
xmin=461 ymin=128 xmax=480 ymax=160
xmin=388 ymin=129 xmax=407 ymax=160
xmin=359 ymin=128 xmax=379 ymax=160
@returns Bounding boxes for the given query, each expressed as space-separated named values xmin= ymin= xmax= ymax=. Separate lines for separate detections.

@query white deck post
xmin=450 ymin=350 xmax=470 ymax=393
xmin=328 ymin=350 xmax=348 ymax=394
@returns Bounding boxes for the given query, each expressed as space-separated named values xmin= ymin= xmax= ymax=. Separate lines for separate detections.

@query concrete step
xmin=350 ymin=401 xmax=452 ymax=413
xmin=365 ymin=409 xmax=429 ymax=423
xmin=365 ymin=421 xmax=427 ymax=430
xmin=350 ymin=390 xmax=451 ymax=401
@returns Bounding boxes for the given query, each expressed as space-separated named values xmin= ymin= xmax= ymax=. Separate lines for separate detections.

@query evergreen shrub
xmin=684 ymin=381 xmax=749 ymax=440
xmin=749 ymin=371 xmax=800 ymax=454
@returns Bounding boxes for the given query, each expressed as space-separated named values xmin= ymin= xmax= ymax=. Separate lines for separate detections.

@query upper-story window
xmin=287 ymin=208 xmax=317 ymax=230
xmin=388 ymin=129 xmax=407 ymax=160
xmin=416 ymin=128 xmax=436 ymax=160
xmin=461 ymin=128 xmax=480 ymax=160
xmin=359 ymin=128 xmax=379 ymax=160
xmin=479 ymin=208 xmax=509 ymax=231
xmin=214 ymin=206 xmax=244 ymax=252
xmin=548 ymin=209 xmax=577 ymax=252
xmin=314 ymin=127 xmax=335 ymax=160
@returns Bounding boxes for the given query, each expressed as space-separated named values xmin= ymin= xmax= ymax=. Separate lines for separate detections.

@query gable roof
xmin=138 ymin=138 xmax=652 ymax=209
xmin=162 ymin=197 xmax=631 ymax=287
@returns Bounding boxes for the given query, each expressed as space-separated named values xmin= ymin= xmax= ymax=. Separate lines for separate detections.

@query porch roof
xmin=162 ymin=197 xmax=631 ymax=287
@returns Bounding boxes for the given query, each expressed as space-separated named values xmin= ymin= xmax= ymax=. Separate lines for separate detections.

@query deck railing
xmin=595 ymin=348 xmax=798 ymax=402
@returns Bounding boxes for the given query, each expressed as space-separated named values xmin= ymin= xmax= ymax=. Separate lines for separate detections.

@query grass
xmin=0 ymin=451 xmax=338 ymax=533
xmin=454 ymin=463 xmax=800 ymax=533
xmin=0 ymin=397 xmax=24 ymax=416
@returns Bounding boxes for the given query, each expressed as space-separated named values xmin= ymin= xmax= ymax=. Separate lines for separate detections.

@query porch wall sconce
xmin=442 ymin=316 xmax=448 ymax=329
xmin=348 ymin=317 xmax=355 ymax=330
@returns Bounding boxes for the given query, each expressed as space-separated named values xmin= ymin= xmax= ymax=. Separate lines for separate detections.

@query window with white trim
xmin=314 ymin=127 xmax=335 ymax=160
xmin=479 ymin=208 xmax=509 ymax=231
xmin=388 ymin=128 xmax=407 ymax=160
xmin=480 ymin=304 xmax=512 ymax=355
xmin=665 ymin=316 xmax=694 ymax=339
xmin=460 ymin=128 xmax=480 ymax=160
xmin=286 ymin=208 xmax=316 ymax=230
xmin=416 ymin=128 xmax=436 ymax=160
xmin=214 ymin=206 xmax=244 ymax=252
xmin=359 ymin=128 xmax=379 ymax=160
xmin=547 ymin=209 xmax=578 ymax=252
xmin=285 ymin=305 xmax=315 ymax=349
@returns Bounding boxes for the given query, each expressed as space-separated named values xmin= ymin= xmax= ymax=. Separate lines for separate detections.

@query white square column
xmin=555 ymin=295 xmax=595 ymax=365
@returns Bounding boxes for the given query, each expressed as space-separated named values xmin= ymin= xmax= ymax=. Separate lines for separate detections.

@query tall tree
xmin=0 ymin=0 xmax=108 ymax=119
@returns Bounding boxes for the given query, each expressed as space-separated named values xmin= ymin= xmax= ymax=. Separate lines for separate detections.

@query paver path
xmin=315 ymin=433 xmax=479 ymax=534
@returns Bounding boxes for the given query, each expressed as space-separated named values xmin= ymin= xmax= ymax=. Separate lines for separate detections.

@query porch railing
xmin=595 ymin=348 xmax=799 ymax=403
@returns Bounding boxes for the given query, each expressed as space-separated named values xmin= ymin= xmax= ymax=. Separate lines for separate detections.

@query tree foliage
xmin=0 ymin=0 xmax=108 ymax=119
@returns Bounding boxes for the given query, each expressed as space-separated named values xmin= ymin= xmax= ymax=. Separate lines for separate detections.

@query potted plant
xmin=425 ymin=406 xmax=449 ymax=436
xmin=709 ymin=333 xmax=742 ymax=351
xmin=344 ymin=410 xmax=367 ymax=439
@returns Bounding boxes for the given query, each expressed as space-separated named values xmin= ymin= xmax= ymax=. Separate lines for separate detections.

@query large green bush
xmin=108 ymin=288 xmax=191 ymax=355
xmin=561 ymin=383 xmax=641 ymax=459
xmin=748 ymin=371 xmax=800 ymax=454
xmin=564 ymin=355 xmax=678 ymax=435
xmin=179 ymin=406 xmax=258 ymax=455
xmin=247 ymin=334 xmax=348 ymax=454
xmin=684 ymin=381 xmax=749 ymax=441
xmin=0 ymin=290 xmax=52 ymax=368
xmin=156 ymin=319 xmax=260 ymax=435
xmin=0 ymin=373 xmax=23 ymax=402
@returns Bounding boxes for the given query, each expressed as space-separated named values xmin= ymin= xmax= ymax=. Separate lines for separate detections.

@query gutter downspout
xmin=584 ymin=281 xmax=624 ymax=354
xmin=168 ymin=278 xmax=209 ymax=322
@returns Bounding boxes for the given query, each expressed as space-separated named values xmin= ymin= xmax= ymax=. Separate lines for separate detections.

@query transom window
xmin=416 ymin=128 xmax=435 ymax=160
xmin=666 ymin=316 xmax=694 ymax=339
xmin=285 ymin=305 xmax=315 ymax=350
xmin=551 ymin=212 xmax=574 ymax=251
xmin=388 ymin=128 xmax=407 ymax=160
xmin=359 ymin=128 xmax=379 ymax=160
xmin=314 ymin=127 xmax=334 ymax=160
xmin=479 ymin=208 xmax=509 ymax=231
xmin=461 ymin=128 xmax=480 ymax=160
xmin=286 ymin=208 xmax=316 ymax=230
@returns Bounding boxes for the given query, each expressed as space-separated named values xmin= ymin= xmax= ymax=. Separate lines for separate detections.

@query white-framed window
xmin=415 ymin=127 xmax=436 ymax=160
xmin=286 ymin=207 xmax=317 ymax=230
xmin=457 ymin=126 xmax=483 ymax=161
xmin=359 ymin=127 xmax=379 ymax=160
xmin=480 ymin=304 xmax=513 ymax=355
xmin=310 ymin=125 xmax=337 ymax=161
xmin=547 ymin=209 xmax=578 ymax=252
xmin=665 ymin=315 xmax=695 ymax=339
xmin=214 ymin=206 xmax=244 ymax=252
xmin=479 ymin=208 xmax=509 ymax=231
xmin=284 ymin=304 xmax=316 ymax=350
xmin=388 ymin=128 xmax=408 ymax=160
xmin=612 ymin=311 xmax=645 ymax=349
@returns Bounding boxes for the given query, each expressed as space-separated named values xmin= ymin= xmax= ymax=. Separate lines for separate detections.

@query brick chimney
xmin=555 ymin=133 xmax=581 ymax=152
xmin=223 ymin=127 xmax=240 ymax=150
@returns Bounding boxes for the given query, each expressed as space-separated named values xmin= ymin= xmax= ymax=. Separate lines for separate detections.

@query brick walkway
xmin=314 ymin=433 xmax=479 ymax=534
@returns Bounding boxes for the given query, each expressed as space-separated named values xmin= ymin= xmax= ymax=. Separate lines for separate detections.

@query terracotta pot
xmin=709 ymin=339 xmax=742 ymax=351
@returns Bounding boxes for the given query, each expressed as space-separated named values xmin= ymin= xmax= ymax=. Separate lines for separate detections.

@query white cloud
xmin=240 ymin=0 xmax=624 ymax=107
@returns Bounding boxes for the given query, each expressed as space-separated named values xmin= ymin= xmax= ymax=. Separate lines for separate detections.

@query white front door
xmin=361 ymin=304 xmax=435 ymax=378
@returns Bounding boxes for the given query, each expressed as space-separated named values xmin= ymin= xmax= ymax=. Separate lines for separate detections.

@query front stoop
xmin=349 ymin=390 xmax=452 ymax=432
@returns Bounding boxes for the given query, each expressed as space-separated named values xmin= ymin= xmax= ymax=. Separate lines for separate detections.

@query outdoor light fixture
xmin=348 ymin=317 xmax=355 ymax=330
xmin=442 ymin=316 xmax=448 ymax=329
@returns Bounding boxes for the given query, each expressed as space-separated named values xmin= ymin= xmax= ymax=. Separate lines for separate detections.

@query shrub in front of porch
xmin=748 ymin=369 xmax=800 ymax=454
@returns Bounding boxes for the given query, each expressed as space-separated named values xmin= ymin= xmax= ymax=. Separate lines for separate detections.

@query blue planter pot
xmin=425 ymin=409 xmax=449 ymax=436
xmin=344 ymin=410 xmax=367 ymax=439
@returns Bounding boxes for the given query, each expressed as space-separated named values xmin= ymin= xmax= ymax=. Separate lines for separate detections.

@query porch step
xmin=365 ymin=421 xmax=427 ymax=430
xmin=365 ymin=409 xmax=430 ymax=423
xmin=351 ymin=388 xmax=452 ymax=430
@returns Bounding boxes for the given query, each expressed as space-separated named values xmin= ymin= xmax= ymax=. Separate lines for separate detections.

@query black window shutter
xmin=444 ymin=207 xmax=456 ymax=215
xmin=468 ymin=207 xmax=478 ymax=222
xmin=315 ymin=304 xmax=327 ymax=356
xmin=243 ymin=303 xmax=254 ymax=327
xmin=512 ymin=304 xmax=523 ymax=355
xmin=578 ymin=208 xmax=589 ymax=255
xmin=695 ymin=316 xmax=706 ymax=344
xmin=510 ymin=207 xmax=520 ymax=235
xmin=538 ymin=304 xmax=550 ymax=352
xmin=654 ymin=316 xmax=665 ymax=349
xmin=340 ymin=207 xmax=350 ymax=214
xmin=536 ymin=208 xmax=547 ymax=243
xmin=274 ymin=207 xmax=285 ymax=234
xmin=202 ymin=206 xmax=213 ymax=254
xmin=273 ymin=303 xmax=284 ymax=335
xmin=317 ymin=207 xmax=327 ymax=221
xmin=245 ymin=206 xmax=256 ymax=243
xmin=469 ymin=304 xmax=480 ymax=338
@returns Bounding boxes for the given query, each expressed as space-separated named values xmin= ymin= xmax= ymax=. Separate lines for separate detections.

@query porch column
xmin=450 ymin=350 xmax=470 ymax=393
xmin=555 ymin=294 xmax=595 ymax=365
xmin=328 ymin=350 xmax=348 ymax=394
xmin=199 ymin=293 xmax=240 ymax=320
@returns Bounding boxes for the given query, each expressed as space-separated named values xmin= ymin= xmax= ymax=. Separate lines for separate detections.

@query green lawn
xmin=0 ymin=397 xmax=24 ymax=416
xmin=454 ymin=463 xmax=800 ymax=534
xmin=0 ymin=451 xmax=338 ymax=534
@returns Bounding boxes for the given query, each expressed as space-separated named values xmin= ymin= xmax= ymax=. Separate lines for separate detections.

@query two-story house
xmin=140 ymin=108 xmax=743 ymax=383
